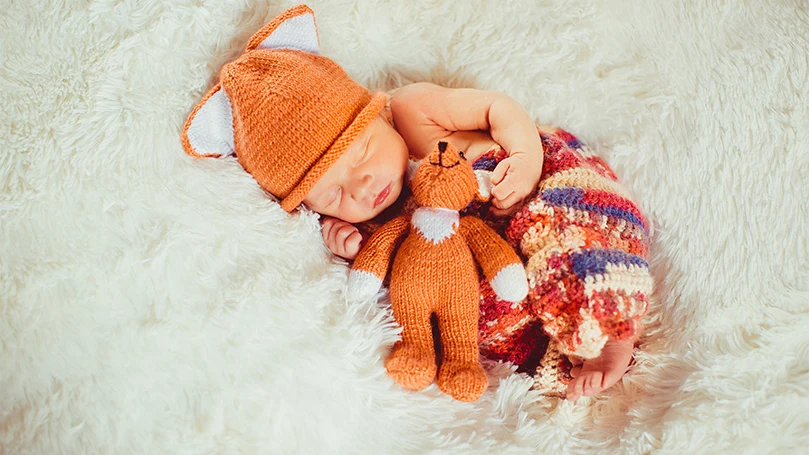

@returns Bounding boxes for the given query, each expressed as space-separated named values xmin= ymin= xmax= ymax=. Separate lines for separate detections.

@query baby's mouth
xmin=373 ymin=182 xmax=391 ymax=208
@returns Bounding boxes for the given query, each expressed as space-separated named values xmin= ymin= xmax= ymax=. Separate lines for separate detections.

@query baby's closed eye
xmin=327 ymin=187 xmax=342 ymax=207
xmin=352 ymin=147 xmax=370 ymax=167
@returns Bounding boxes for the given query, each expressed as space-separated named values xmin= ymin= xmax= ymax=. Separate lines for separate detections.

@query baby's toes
xmin=601 ymin=366 xmax=626 ymax=392
xmin=566 ymin=376 xmax=585 ymax=401
xmin=583 ymin=371 xmax=604 ymax=397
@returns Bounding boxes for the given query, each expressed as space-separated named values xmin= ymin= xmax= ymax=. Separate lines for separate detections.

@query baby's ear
xmin=473 ymin=170 xmax=494 ymax=202
xmin=246 ymin=4 xmax=319 ymax=54
xmin=181 ymin=84 xmax=235 ymax=158
xmin=405 ymin=157 xmax=422 ymax=185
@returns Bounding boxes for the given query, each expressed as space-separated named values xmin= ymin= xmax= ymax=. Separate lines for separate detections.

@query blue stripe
xmin=541 ymin=188 xmax=646 ymax=233
xmin=570 ymin=249 xmax=649 ymax=280
xmin=472 ymin=156 xmax=497 ymax=171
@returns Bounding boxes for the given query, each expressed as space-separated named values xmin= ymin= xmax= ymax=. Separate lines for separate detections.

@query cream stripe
xmin=583 ymin=263 xmax=653 ymax=304
xmin=570 ymin=312 xmax=608 ymax=358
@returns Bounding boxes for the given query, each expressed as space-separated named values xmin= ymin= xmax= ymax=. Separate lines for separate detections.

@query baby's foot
xmin=566 ymin=339 xmax=634 ymax=401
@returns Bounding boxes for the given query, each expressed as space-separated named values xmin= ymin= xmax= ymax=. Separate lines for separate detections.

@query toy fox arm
xmin=459 ymin=216 xmax=528 ymax=303
xmin=346 ymin=215 xmax=410 ymax=301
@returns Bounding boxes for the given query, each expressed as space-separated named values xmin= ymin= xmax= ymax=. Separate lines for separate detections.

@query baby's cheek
xmin=341 ymin=205 xmax=369 ymax=224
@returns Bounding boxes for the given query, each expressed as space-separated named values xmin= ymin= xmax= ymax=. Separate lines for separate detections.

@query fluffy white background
xmin=2 ymin=0 xmax=808 ymax=453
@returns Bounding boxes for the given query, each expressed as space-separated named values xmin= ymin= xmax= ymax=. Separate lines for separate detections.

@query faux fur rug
xmin=3 ymin=0 xmax=808 ymax=453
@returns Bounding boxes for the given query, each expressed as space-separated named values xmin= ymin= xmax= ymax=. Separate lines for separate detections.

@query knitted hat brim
xmin=280 ymin=92 xmax=388 ymax=212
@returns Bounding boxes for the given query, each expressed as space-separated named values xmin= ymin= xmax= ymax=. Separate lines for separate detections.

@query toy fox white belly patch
xmin=346 ymin=141 xmax=528 ymax=402
xmin=411 ymin=207 xmax=458 ymax=243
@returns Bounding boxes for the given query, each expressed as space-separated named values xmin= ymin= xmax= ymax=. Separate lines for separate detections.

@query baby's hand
xmin=490 ymin=152 xmax=542 ymax=216
xmin=321 ymin=217 xmax=366 ymax=260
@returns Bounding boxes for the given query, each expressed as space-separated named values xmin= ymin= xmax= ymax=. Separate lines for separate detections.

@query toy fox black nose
xmin=429 ymin=141 xmax=460 ymax=168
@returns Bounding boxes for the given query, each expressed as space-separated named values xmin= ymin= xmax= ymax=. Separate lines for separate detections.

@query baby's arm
xmin=391 ymin=82 xmax=544 ymax=210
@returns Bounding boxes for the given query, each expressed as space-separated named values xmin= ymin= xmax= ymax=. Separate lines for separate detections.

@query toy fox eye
xmin=459 ymin=151 xmax=466 ymax=160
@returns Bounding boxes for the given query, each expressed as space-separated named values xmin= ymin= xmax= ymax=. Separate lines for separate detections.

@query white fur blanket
xmin=2 ymin=0 xmax=808 ymax=453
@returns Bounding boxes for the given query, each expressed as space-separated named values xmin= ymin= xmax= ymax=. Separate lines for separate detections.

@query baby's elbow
xmin=390 ymin=83 xmax=436 ymax=115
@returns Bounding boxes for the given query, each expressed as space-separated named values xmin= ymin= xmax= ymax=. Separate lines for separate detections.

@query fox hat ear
xmin=181 ymin=5 xmax=320 ymax=159
xmin=246 ymin=4 xmax=320 ymax=53
xmin=181 ymin=84 xmax=235 ymax=158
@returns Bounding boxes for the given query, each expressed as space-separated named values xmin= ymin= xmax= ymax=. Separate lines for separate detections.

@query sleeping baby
xmin=181 ymin=5 xmax=653 ymax=401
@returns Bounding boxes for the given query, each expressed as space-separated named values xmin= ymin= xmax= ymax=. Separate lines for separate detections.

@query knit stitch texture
xmin=349 ymin=142 xmax=528 ymax=402
xmin=181 ymin=5 xmax=387 ymax=212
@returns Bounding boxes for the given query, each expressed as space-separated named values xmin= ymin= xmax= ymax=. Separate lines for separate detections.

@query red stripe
xmin=542 ymin=149 xmax=584 ymax=176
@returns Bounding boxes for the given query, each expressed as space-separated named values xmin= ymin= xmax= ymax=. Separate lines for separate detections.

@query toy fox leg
xmin=435 ymin=280 xmax=488 ymax=402
xmin=386 ymin=281 xmax=438 ymax=391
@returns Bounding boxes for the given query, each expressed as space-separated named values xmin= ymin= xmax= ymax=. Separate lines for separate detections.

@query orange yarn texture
xmin=349 ymin=142 xmax=529 ymax=402
xmin=181 ymin=5 xmax=386 ymax=212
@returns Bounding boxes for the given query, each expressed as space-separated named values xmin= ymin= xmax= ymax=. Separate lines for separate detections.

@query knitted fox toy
xmin=346 ymin=141 xmax=529 ymax=402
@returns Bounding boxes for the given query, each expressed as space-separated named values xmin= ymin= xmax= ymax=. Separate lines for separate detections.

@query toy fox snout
xmin=428 ymin=141 xmax=465 ymax=168
xmin=412 ymin=141 xmax=479 ymax=210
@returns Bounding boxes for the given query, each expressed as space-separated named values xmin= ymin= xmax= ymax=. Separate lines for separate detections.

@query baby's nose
xmin=351 ymin=173 xmax=374 ymax=201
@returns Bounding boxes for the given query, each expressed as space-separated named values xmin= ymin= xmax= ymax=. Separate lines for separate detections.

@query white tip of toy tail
xmin=490 ymin=263 xmax=529 ymax=302
xmin=346 ymin=270 xmax=383 ymax=301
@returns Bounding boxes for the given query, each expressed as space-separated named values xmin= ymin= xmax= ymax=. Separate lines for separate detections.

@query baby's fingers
xmin=493 ymin=191 xmax=524 ymax=210
xmin=331 ymin=223 xmax=359 ymax=247
xmin=491 ymin=160 xmax=512 ymax=186
xmin=321 ymin=218 xmax=334 ymax=239
xmin=491 ymin=174 xmax=523 ymax=207
xmin=490 ymin=173 xmax=515 ymax=201
xmin=343 ymin=231 xmax=364 ymax=259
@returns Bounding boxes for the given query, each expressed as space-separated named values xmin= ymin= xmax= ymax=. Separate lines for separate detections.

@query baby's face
xmin=303 ymin=113 xmax=409 ymax=223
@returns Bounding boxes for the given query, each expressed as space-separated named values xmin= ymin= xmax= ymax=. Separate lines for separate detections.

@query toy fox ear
xmin=246 ymin=4 xmax=319 ymax=54
xmin=405 ymin=157 xmax=422 ymax=184
xmin=474 ymin=170 xmax=494 ymax=202
xmin=181 ymin=84 xmax=235 ymax=158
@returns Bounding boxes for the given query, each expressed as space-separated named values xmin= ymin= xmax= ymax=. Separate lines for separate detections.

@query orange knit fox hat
xmin=181 ymin=5 xmax=386 ymax=212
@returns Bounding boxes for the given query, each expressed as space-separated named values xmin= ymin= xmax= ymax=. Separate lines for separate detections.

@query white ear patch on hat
xmin=181 ymin=84 xmax=235 ymax=158
xmin=256 ymin=11 xmax=319 ymax=53
xmin=246 ymin=5 xmax=319 ymax=54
